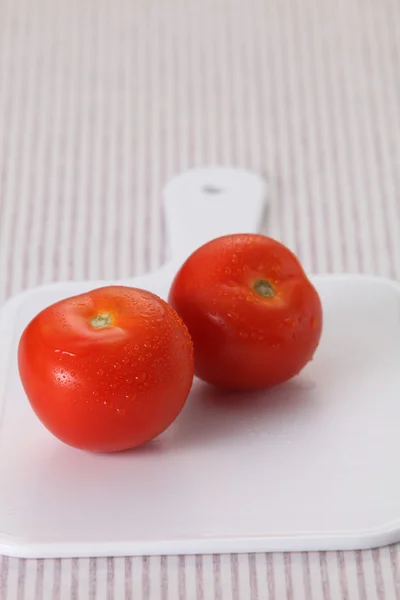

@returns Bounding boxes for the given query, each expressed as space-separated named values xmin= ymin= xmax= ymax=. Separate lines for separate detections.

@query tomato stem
xmin=253 ymin=279 xmax=275 ymax=298
xmin=90 ymin=312 xmax=113 ymax=329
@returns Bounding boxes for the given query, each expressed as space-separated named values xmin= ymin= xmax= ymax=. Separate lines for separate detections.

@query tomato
xmin=168 ymin=234 xmax=322 ymax=390
xmin=18 ymin=286 xmax=194 ymax=452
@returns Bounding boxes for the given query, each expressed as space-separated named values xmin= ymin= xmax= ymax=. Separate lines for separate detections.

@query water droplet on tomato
xmin=135 ymin=372 xmax=146 ymax=383
xmin=116 ymin=408 xmax=126 ymax=417
xmin=283 ymin=318 xmax=295 ymax=328
xmin=113 ymin=362 xmax=121 ymax=369
xmin=97 ymin=369 xmax=104 ymax=376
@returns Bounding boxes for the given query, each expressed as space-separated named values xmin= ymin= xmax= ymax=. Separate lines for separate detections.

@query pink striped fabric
xmin=1 ymin=0 xmax=400 ymax=597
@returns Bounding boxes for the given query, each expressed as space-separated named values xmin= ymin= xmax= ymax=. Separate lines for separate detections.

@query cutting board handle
xmin=163 ymin=167 xmax=267 ymax=264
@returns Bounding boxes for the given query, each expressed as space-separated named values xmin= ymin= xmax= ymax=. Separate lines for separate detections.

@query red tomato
xmin=18 ymin=286 xmax=194 ymax=452
xmin=168 ymin=234 xmax=322 ymax=390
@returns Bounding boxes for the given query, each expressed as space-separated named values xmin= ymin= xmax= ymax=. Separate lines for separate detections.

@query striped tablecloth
xmin=1 ymin=0 xmax=400 ymax=597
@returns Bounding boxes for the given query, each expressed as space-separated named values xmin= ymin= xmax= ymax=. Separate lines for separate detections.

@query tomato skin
xmin=18 ymin=286 xmax=194 ymax=452
xmin=168 ymin=234 xmax=322 ymax=390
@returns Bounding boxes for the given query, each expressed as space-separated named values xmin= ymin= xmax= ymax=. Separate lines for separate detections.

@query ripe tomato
xmin=169 ymin=234 xmax=322 ymax=390
xmin=18 ymin=286 xmax=194 ymax=452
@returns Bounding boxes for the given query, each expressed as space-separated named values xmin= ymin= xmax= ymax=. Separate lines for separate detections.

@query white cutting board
xmin=0 ymin=167 xmax=399 ymax=559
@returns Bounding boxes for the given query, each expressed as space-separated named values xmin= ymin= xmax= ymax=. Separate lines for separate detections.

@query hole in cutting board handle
xmin=202 ymin=184 xmax=225 ymax=194
xmin=162 ymin=167 xmax=267 ymax=264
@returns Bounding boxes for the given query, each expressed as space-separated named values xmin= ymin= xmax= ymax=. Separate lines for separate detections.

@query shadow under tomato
xmin=168 ymin=374 xmax=319 ymax=451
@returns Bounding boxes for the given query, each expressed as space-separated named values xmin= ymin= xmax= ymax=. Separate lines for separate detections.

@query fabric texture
xmin=1 ymin=0 xmax=400 ymax=597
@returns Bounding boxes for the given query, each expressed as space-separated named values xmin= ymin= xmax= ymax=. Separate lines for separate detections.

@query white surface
xmin=1 ymin=275 xmax=400 ymax=558
xmin=0 ymin=169 xmax=399 ymax=559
